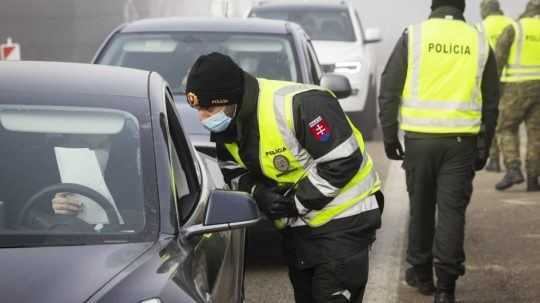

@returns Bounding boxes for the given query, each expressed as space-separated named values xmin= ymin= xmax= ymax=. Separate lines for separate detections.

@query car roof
xmin=120 ymin=17 xmax=293 ymax=35
xmin=251 ymin=1 xmax=349 ymax=12
xmin=0 ymin=61 xmax=149 ymax=98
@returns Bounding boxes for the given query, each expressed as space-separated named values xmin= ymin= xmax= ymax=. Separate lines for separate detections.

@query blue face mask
xmin=201 ymin=110 xmax=232 ymax=133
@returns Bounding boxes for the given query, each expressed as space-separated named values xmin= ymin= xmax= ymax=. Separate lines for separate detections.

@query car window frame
xmin=164 ymin=89 xmax=202 ymax=223
xmin=305 ymin=38 xmax=323 ymax=84
xmin=284 ymin=32 xmax=305 ymax=83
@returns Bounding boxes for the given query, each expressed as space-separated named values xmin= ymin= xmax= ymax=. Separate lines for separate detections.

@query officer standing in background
xmin=379 ymin=0 xmax=499 ymax=302
xmin=185 ymin=52 xmax=382 ymax=303
xmin=479 ymin=0 xmax=515 ymax=172
xmin=494 ymin=0 xmax=540 ymax=192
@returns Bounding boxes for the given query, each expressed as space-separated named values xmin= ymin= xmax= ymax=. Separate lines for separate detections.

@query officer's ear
xmin=224 ymin=104 xmax=238 ymax=118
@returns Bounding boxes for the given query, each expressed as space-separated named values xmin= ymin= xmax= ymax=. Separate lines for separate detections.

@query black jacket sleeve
xmin=292 ymin=90 xmax=363 ymax=211
xmin=378 ymin=30 xmax=408 ymax=143
xmin=215 ymin=142 xmax=256 ymax=193
xmin=480 ymin=49 xmax=500 ymax=153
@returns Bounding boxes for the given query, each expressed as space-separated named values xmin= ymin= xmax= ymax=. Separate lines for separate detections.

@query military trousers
xmin=497 ymin=83 xmax=540 ymax=176
xmin=488 ymin=134 xmax=500 ymax=160
xmin=403 ymin=135 xmax=476 ymax=281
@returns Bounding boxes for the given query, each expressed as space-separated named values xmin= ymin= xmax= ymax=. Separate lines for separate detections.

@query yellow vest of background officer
xmin=400 ymin=18 xmax=490 ymax=134
xmin=501 ymin=16 xmax=540 ymax=82
xmin=480 ymin=15 xmax=515 ymax=50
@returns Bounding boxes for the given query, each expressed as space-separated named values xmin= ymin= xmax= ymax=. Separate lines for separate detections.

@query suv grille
xmin=321 ymin=64 xmax=335 ymax=73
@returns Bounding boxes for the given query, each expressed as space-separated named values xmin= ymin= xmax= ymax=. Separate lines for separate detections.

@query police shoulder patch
xmin=308 ymin=115 xmax=332 ymax=142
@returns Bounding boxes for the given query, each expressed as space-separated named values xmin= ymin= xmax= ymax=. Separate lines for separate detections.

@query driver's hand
xmin=52 ymin=193 xmax=82 ymax=215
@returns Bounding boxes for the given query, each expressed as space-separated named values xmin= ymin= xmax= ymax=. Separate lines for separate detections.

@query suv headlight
xmin=140 ymin=298 xmax=162 ymax=303
xmin=334 ymin=61 xmax=362 ymax=74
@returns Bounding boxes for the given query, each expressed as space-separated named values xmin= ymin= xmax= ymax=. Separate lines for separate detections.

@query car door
xmin=164 ymin=92 xmax=245 ymax=303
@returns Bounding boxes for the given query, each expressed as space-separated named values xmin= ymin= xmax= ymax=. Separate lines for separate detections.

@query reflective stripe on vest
xmin=501 ymin=17 xmax=540 ymax=82
xmin=225 ymin=78 xmax=381 ymax=228
xmin=401 ymin=19 xmax=489 ymax=134
xmin=478 ymin=15 xmax=514 ymax=50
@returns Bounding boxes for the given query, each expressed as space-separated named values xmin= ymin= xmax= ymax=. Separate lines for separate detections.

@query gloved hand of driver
xmin=384 ymin=139 xmax=405 ymax=160
xmin=252 ymin=184 xmax=298 ymax=220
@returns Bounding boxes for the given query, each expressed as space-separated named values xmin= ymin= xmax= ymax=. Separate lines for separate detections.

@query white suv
xmin=248 ymin=1 xmax=381 ymax=139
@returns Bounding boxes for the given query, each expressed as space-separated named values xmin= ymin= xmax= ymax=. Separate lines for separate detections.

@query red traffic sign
xmin=1 ymin=38 xmax=21 ymax=61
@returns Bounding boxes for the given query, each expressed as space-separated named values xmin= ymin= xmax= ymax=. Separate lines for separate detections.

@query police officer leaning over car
xmin=379 ymin=0 xmax=499 ymax=302
xmin=185 ymin=52 xmax=383 ymax=303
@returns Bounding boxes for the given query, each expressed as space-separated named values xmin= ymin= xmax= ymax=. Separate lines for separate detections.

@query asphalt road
xmin=243 ymin=139 xmax=540 ymax=303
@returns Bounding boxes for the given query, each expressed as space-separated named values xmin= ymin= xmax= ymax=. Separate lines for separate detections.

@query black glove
xmin=474 ymin=146 xmax=488 ymax=171
xmin=474 ymin=132 xmax=488 ymax=171
xmin=252 ymin=184 xmax=298 ymax=220
xmin=475 ymin=155 xmax=488 ymax=171
xmin=384 ymin=140 xmax=405 ymax=160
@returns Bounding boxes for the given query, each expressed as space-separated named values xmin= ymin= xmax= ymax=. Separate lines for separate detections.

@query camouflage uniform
xmin=497 ymin=84 xmax=540 ymax=176
xmin=495 ymin=0 xmax=540 ymax=189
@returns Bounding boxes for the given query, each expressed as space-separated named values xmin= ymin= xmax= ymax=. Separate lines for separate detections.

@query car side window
xmin=306 ymin=40 xmax=322 ymax=84
xmin=164 ymin=91 xmax=201 ymax=222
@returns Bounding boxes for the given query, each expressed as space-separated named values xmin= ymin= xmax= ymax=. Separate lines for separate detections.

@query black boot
xmin=405 ymin=267 xmax=436 ymax=295
xmin=434 ymin=290 xmax=455 ymax=303
xmin=434 ymin=278 xmax=456 ymax=303
xmin=495 ymin=166 xmax=525 ymax=191
xmin=485 ymin=156 xmax=501 ymax=172
xmin=527 ymin=175 xmax=540 ymax=192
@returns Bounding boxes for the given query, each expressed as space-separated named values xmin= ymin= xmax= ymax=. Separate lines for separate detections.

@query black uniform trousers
xmin=403 ymin=135 xmax=476 ymax=284
xmin=288 ymin=247 xmax=369 ymax=303
xmin=281 ymin=212 xmax=378 ymax=303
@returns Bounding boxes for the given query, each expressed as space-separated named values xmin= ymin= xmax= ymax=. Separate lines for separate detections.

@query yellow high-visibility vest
xmin=401 ymin=18 xmax=489 ymax=134
xmin=479 ymin=15 xmax=514 ymax=50
xmin=225 ymin=78 xmax=380 ymax=229
xmin=501 ymin=17 xmax=540 ymax=82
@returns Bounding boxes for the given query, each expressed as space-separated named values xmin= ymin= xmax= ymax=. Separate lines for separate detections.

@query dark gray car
xmin=92 ymin=17 xmax=351 ymax=157
xmin=0 ymin=61 xmax=259 ymax=302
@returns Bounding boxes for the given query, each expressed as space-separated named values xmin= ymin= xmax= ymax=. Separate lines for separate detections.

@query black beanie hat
xmin=185 ymin=52 xmax=244 ymax=108
xmin=431 ymin=0 xmax=466 ymax=12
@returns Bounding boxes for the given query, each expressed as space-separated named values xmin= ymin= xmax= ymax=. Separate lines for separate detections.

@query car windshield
xmin=251 ymin=8 xmax=356 ymax=42
xmin=0 ymin=105 xmax=155 ymax=247
xmin=97 ymin=32 xmax=299 ymax=94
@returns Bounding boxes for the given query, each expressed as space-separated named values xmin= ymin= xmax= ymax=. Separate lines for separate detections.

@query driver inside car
xmin=50 ymin=134 xmax=119 ymax=221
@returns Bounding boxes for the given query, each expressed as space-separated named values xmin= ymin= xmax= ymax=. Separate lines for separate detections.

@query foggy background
xmin=0 ymin=0 xmax=530 ymax=70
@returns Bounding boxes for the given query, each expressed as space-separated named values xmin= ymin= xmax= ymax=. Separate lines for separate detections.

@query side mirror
xmin=320 ymin=74 xmax=352 ymax=99
xmin=364 ymin=28 xmax=382 ymax=44
xmin=183 ymin=190 xmax=260 ymax=238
